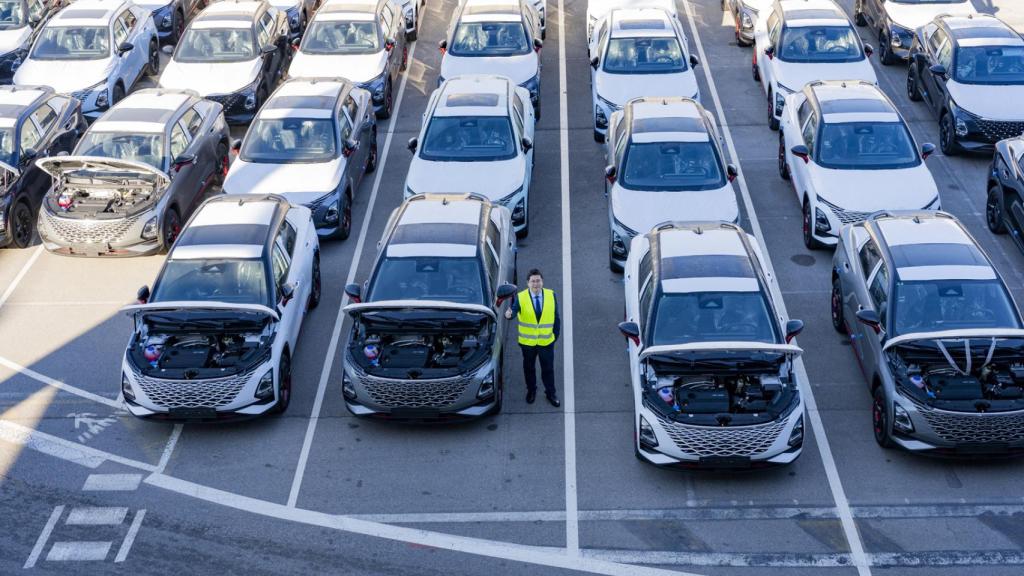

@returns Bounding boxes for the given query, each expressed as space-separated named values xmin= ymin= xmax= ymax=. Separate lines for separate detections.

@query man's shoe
xmin=526 ymin=390 xmax=536 ymax=404
xmin=546 ymin=395 xmax=560 ymax=408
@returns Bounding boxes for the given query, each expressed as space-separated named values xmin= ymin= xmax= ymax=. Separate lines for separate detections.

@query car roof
xmin=317 ymin=0 xmax=389 ymax=20
xmin=91 ymin=89 xmax=194 ymax=134
xmin=194 ymin=0 xmax=264 ymax=26
xmin=0 ymin=86 xmax=50 ymax=128
xmin=434 ymin=76 xmax=510 ymax=117
xmin=777 ymin=0 xmax=849 ymax=28
xmin=869 ymin=213 xmax=997 ymax=283
xmin=808 ymin=81 xmax=900 ymax=124
xmin=609 ymin=8 xmax=675 ymax=39
xmin=172 ymin=195 xmax=288 ymax=260
xmin=942 ymin=14 xmax=1023 ymax=46
xmin=387 ymin=194 xmax=487 ymax=259
xmin=262 ymin=78 xmax=351 ymax=119
xmin=459 ymin=0 xmax=523 ymax=23
xmin=626 ymin=97 xmax=709 ymax=143
xmin=52 ymin=0 xmax=126 ymax=26
xmin=651 ymin=223 xmax=763 ymax=295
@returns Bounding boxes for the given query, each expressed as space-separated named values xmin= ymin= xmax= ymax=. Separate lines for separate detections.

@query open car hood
xmin=883 ymin=328 xmax=1024 ymax=352
xmin=639 ymin=341 xmax=803 ymax=362
xmin=344 ymin=299 xmax=496 ymax=320
xmin=122 ymin=301 xmax=280 ymax=322
xmin=36 ymin=156 xmax=170 ymax=187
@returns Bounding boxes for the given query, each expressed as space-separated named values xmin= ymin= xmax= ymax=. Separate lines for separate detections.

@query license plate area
xmin=168 ymin=407 xmax=217 ymax=420
xmin=391 ymin=407 xmax=441 ymax=420
xmin=699 ymin=456 xmax=751 ymax=469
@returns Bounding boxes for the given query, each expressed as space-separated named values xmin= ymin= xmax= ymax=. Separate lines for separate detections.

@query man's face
xmin=527 ymin=274 xmax=543 ymax=293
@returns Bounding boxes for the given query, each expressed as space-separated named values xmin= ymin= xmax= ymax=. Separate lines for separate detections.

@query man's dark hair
xmin=527 ymin=269 xmax=543 ymax=280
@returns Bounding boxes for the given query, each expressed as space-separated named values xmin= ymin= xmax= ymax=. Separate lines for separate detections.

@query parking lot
xmin=3 ymin=0 xmax=1024 ymax=574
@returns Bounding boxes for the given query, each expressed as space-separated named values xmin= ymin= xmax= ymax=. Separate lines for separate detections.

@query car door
xmin=256 ymin=12 xmax=279 ymax=87
xmin=179 ymin=105 xmax=215 ymax=202
xmin=167 ymin=119 xmax=200 ymax=214
xmin=271 ymin=229 xmax=303 ymax=346
xmin=865 ymin=0 xmax=882 ymax=29
xmin=849 ymin=236 xmax=883 ymax=366
xmin=759 ymin=11 xmax=782 ymax=94
xmin=378 ymin=4 xmax=397 ymax=81
xmin=16 ymin=112 xmax=47 ymax=204
xmin=791 ymin=108 xmax=817 ymax=203
xmin=348 ymin=93 xmax=373 ymax=184
xmin=920 ymin=27 xmax=949 ymax=113
xmin=26 ymin=0 xmax=49 ymax=38
xmin=124 ymin=8 xmax=149 ymax=80
xmin=511 ymin=89 xmax=533 ymax=184
xmin=45 ymin=95 xmax=81 ymax=152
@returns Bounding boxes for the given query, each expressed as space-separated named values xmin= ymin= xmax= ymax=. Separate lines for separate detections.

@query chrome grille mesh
xmin=819 ymin=198 xmax=872 ymax=225
xmin=207 ymin=93 xmax=244 ymax=110
xmin=911 ymin=399 xmax=1024 ymax=444
xmin=132 ymin=364 xmax=257 ymax=408
xmin=976 ymin=119 xmax=1024 ymax=143
xmin=358 ymin=371 xmax=472 ymax=409
xmin=656 ymin=416 xmax=788 ymax=458
xmin=42 ymin=211 xmax=139 ymax=244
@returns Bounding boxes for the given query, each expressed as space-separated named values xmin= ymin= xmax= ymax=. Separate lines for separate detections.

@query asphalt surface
xmin=3 ymin=1 xmax=1024 ymax=574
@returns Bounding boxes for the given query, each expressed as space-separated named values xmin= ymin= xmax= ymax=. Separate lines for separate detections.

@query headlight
xmin=813 ymin=206 xmax=831 ymax=233
xmin=121 ymin=372 xmax=135 ymax=402
xmin=611 ymin=218 xmax=637 ymax=258
xmin=889 ymin=23 xmax=912 ymax=49
xmin=476 ymin=367 xmax=496 ymax=399
xmin=949 ymin=100 xmax=975 ymax=137
xmin=364 ymin=71 xmax=387 ymax=103
xmin=638 ymin=414 xmax=658 ymax=448
xmin=255 ymin=369 xmax=274 ymax=400
xmin=342 ymin=371 xmax=357 ymax=400
xmin=520 ymin=74 xmax=540 ymax=101
xmin=152 ymin=5 xmax=173 ymax=30
xmin=741 ymin=7 xmax=756 ymax=29
xmin=595 ymin=94 xmax=616 ymax=128
xmin=788 ymin=414 xmax=804 ymax=447
xmin=892 ymin=403 xmax=914 ymax=433
xmin=774 ymin=83 xmax=793 ymax=116
xmin=140 ymin=216 xmax=158 ymax=240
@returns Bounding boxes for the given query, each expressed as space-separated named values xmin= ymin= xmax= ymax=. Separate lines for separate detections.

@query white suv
xmin=779 ymin=80 xmax=940 ymax=249
xmin=620 ymin=221 xmax=806 ymax=469
xmin=754 ymin=0 xmax=876 ymax=130
xmin=590 ymin=7 xmax=699 ymax=142
xmin=604 ymin=96 xmax=738 ymax=271
xmin=404 ymin=75 xmax=535 ymax=235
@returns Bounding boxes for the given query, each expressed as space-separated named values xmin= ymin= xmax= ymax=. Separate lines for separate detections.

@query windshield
xmin=74 ymin=132 xmax=165 ymax=170
xmin=240 ymin=118 xmax=337 ymax=163
xmin=420 ymin=116 xmax=516 ymax=162
xmin=450 ymin=21 xmax=529 ymax=56
xmin=32 ymin=26 xmax=109 ymax=60
xmin=369 ymin=257 xmax=484 ymax=304
xmin=603 ymin=37 xmax=686 ymax=74
xmin=175 ymin=27 xmax=255 ymax=62
xmin=652 ymin=291 xmax=778 ymax=345
xmin=153 ymin=259 xmax=269 ymax=306
xmin=954 ymin=45 xmax=1024 ymax=85
xmin=817 ymin=122 xmax=919 ymax=170
xmin=892 ymin=280 xmax=1022 ymax=336
xmin=301 ymin=20 xmax=381 ymax=54
xmin=779 ymin=26 xmax=862 ymax=63
xmin=0 ymin=1 xmax=26 ymax=30
xmin=0 ymin=128 xmax=14 ymax=166
xmin=621 ymin=141 xmax=724 ymax=190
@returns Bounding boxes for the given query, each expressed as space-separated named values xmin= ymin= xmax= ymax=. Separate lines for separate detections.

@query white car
xmin=590 ymin=7 xmax=699 ymax=142
xmin=288 ymin=0 xmax=408 ymax=118
xmin=121 ymin=193 xmax=321 ymax=420
xmin=14 ymin=0 xmax=159 ymax=120
xmin=619 ymin=221 xmax=806 ymax=469
xmin=404 ymin=75 xmax=535 ymax=235
xmin=0 ymin=0 xmax=58 ymax=84
xmin=224 ymin=77 xmax=377 ymax=240
xmin=725 ymin=0 xmax=773 ymax=47
xmin=779 ymin=80 xmax=940 ymax=249
xmin=438 ymin=0 xmax=543 ymax=116
xmin=586 ymin=0 xmax=677 ymax=40
xmin=754 ymin=0 xmax=876 ymax=130
xmin=158 ymin=0 xmax=291 ymax=124
xmin=604 ymin=96 xmax=738 ymax=271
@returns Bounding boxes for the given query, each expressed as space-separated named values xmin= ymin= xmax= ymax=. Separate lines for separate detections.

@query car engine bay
xmin=350 ymin=317 xmax=493 ymax=379
xmin=47 ymin=172 xmax=162 ymax=218
xmin=130 ymin=315 xmax=273 ymax=379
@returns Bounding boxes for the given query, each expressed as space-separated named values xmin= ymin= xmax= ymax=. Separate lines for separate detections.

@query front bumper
xmin=37 ymin=208 xmax=162 ymax=257
xmin=0 ymin=193 xmax=13 ymax=247
xmin=304 ymin=190 xmax=345 ymax=237
xmin=152 ymin=5 xmax=176 ymax=42
xmin=0 ymin=48 xmax=27 ymax=84
xmin=206 ymin=90 xmax=258 ymax=125
xmin=950 ymin=113 xmax=1024 ymax=153
xmin=496 ymin=188 xmax=528 ymax=232
xmin=889 ymin=395 xmax=1024 ymax=457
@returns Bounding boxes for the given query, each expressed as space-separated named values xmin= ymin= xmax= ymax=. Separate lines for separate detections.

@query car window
xmin=482 ymin=239 xmax=499 ymax=294
xmin=450 ymin=21 xmax=529 ymax=56
xmin=486 ymin=219 xmax=501 ymax=252
xmin=19 ymin=118 xmax=41 ymax=152
xmin=936 ymin=36 xmax=953 ymax=69
xmin=858 ymin=238 xmax=882 ymax=280
xmin=511 ymin=94 xmax=525 ymax=132
xmin=278 ymin=222 xmax=297 ymax=256
xmin=639 ymin=249 xmax=653 ymax=282
xmin=27 ymin=0 xmax=44 ymax=22
xmin=113 ymin=14 xmax=129 ymax=47
xmin=338 ymin=111 xmax=352 ymax=142
xmin=343 ymin=96 xmax=359 ymax=126
xmin=123 ymin=9 xmax=136 ymax=30
xmin=169 ymin=123 xmax=190 ymax=159
xmin=639 ymin=272 xmax=653 ymax=327
xmin=257 ymin=13 xmax=273 ymax=47
xmin=797 ymin=99 xmax=811 ymax=127
xmin=379 ymin=7 xmax=393 ymax=36
xmin=614 ymin=128 xmax=628 ymax=162
xmin=31 ymin=103 xmax=58 ymax=136
xmin=801 ymin=112 xmax=816 ymax=157
xmin=596 ymin=20 xmax=608 ymax=51
xmin=928 ymin=27 xmax=946 ymax=56
xmin=180 ymin=108 xmax=203 ymax=138
xmin=271 ymin=243 xmax=289 ymax=291
xmin=767 ymin=12 xmax=781 ymax=47
xmin=868 ymin=263 xmax=889 ymax=325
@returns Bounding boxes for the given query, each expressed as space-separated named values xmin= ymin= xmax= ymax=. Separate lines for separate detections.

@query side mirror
xmin=921 ymin=142 xmax=935 ymax=160
xmin=385 ymin=37 xmax=395 ymax=51
xmin=726 ymin=164 xmax=738 ymax=182
xmin=520 ymin=136 xmax=533 ymax=152
xmin=407 ymin=137 xmax=418 ymax=153
xmin=261 ymin=44 xmax=277 ymax=55
xmin=864 ymin=44 xmax=874 ymax=57
xmin=231 ymin=138 xmax=242 ymax=152
xmin=173 ymin=153 xmax=196 ymax=170
xmin=785 ymin=319 xmax=804 ymax=343
xmin=929 ymin=63 xmax=947 ymax=77
xmin=618 ymin=321 xmax=640 ymax=347
xmin=533 ymin=38 xmax=543 ymax=52
xmin=21 ymin=148 xmax=37 ymax=163
xmin=590 ymin=56 xmax=599 ymax=69
xmin=689 ymin=54 xmax=699 ymax=67
xmin=117 ymin=41 xmax=134 ymax=55
xmin=791 ymin=144 xmax=809 ymax=163
xmin=342 ymin=138 xmax=358 ymax=158
xmin=136 ymin=285 xmax=150 ymax=304
xmin=280 ymin=281 xmax=296 ymax=305
xmin=161 ymin=44 xmax=174 ymax=55
xmin=764 ymin=46 xmax=774 ymax=59
xmin=289 ymin=32 xmax=301 ymax=45
xmin=495 ymin=283 xmax=517 ymax=306
xmin=604 ymin=164 xmax=617 ymax=184
xmin=856 ymin=309 xmax=882 ymax=334
xmin=438 ymin=39 xmax=447 ymax=54
xmin=345 ymin=282 xmax=362 ymax=303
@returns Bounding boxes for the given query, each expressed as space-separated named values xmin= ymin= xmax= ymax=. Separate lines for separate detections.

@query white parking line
xmin=556 ymin=0 xmax=580 ymax=557
xmin=82 ymin=473 xmax=143 ymax=492
xmin=45 ymin=541 xmax=112 ymax=562
xmin=679 ymin=1 xmax=871 ymax=575
xmin=23 ymin=505 xmax=63 ymax=568
xmin=155 ymin=424 xmax=182 ymax=474
xmin=114 ymin=509 xmax=146 ymax=563
xmin=0 ymin=420 xmax=155 ymax=471
xmin=286 ymin=38 xmax=419 ymax=509
xmin=0 ymin=246 xmax=42 ymax=312
xmin=0 ymin=355 xmax=121 ymax=409
xmin=65 ymin=507 xmax=129 ymax=526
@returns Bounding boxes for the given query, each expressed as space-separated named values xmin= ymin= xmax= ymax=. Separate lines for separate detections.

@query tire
xmin=802 ymin=198 xmax=824 ymax=250
xmin=10 ymin=199 xmax=34 ymax=249
xmin=400 ymin=45 xmax=408 ymax=72
xmin=854 ymin=1 xmax=867 ymax=26
xmin=336 ymin=190 xmax=352 ymax=241
xmin=594 ymin=128 xmax=605 ymax=143
xmin=162 ymin=207 xmax=181 ymax=251
xmin=752 ymin=57 xmax=760 ymax=82
xmin=939 ymin=112 xmax=960 ymax=156
xmin=767 ymin=91 xmax=779 ymax=131
xmin=215 ymin=142 xmax=229 ymax=186
xmin=879 ymin=32 xmax=897 ymax=66
xmin=907 ymin=66 xmax=922 ymax=101
xmin=148 ymin=39 xmax=160 ymax=76
xmin=533 ymin=98 xmax=541 ymax=121
xmin=778 ymin=132 xmax=790 ymax=181
xmin=831 ymin=276 xmax=846 ymax=334
xmin=270 ymin=352 xmax=292 ymax=415
xmin=987 ymin=185 xmax=1008 ymax=234
xmin=365 ymin=126 xmax=378 ymax=173
xmin=516 ymin=220 xmax=528 ymax=239
xmin=377 ymin=80 xmax=393 ymax=119
xmin=171 ymin=9 xmax=184 ymax=44
xmin=487 ymin=356 xmax=504 ymax=416
xmin=111 ymin=83 xmax=125 ymax=107
xmin=308 ymin=253 xmax=321 ymax=310
xmin=872 ymin=386 xmax=894 ymax=449
xmin=406 ymin=28 xmax=417 ymax=42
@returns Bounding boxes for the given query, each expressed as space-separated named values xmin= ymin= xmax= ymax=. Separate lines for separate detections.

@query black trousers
xmin=520 ymin=343 xmax=556 ymax=397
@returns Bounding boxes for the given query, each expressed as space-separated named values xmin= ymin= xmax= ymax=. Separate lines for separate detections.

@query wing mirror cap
xmin=117 ymin=41 xmax=134 ymax=55
xmin=161 ymin=44 xmax=175 ymax=55
xmin=929 ymin=63 xmax=947 ymax=76
xmin=495 ymin=283 xmax=517 ymax=306
xmin=791 ymin=144 xmax=810 ymax=163
xmin=136 ymin=285 xmax=150 ymax=304
xmin=856 ymin=309 xmax=882 ymax=334
xmin=521 ymin=136 xmax=533 ymax=152
xmin=604 ymin=164 xmax=617 ymax=184
xmin=407 ymin=137 xmax=418 ymax=152
xmin=385 ymin=37 xmax=396 ymax=51
xmin=726 ymin=163 xmax=738 ymax=182
xmin=618 ymin=321 xmax=640 ymax=346
xmin=438 ymin=39 xmax=447 ymax=53
xmin=689 ymin=54 xmax=699 ymax=67
xmin=590 ymin=56 xmax=599 ymax=69
xmin=864 ymin=44 xmax=874 ymax=57
xmin=534 ymin=38 xmax=543 ymax=52
xmin=280 ymin=281 xmax=296 ymax=305
xmin=785 ymin=319 xmax=804 ymax=343
xmin=345 ymin=283 xmax=362 ymax=303
xmin=921 ymin=142 xmax=936 ymax=159
xmin=764 ymin=46 xmax=774 ymax=59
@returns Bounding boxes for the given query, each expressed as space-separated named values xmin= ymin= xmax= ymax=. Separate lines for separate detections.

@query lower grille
xmin=656 ymin=415 xmax=788 ymax=458
xmin=131 ymin=363 xmax=258 ymax=408
xmin=42 ymin=211 xmax=139 ymax=244
xmin=207 ymin=92 xmax=244 ymax=111
xmin=976 ymin=118 xmax=1024 ymax=143
xmin=819 ymin=198 xmax=872 ymax=225
xmin=358 ymin=371 xmax=472 ymax=409
xmin=913 ymin=400 xmax=1024 ymax=444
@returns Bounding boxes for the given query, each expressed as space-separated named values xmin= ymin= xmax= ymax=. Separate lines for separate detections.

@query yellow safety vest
xmin=517 ymin=288 xmax=555 ymax=347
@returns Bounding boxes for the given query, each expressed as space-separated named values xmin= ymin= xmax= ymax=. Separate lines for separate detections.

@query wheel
xmin=593 ymin=128 xmax=605 ymax=143
xmin=162 ymin=207 xmax=181 ymax=251
xmin=406 ymin=9 xmax=418 ymax=42
xmin=9 ymin=199 xmax=34 ymax=249
xmin=752 ymin=57 xmax=760 ymax=82
xmin=767 ymin=91 xmax=779 ymax=131
xmin=270 ymin=352 xmax=292 ymax=415
xmin=831 ymin=276 xmax=846 ymax=334
xmin=515 ymin=220 xmax=528 ymax=239
xmin=377 ymin=80 xmax=393 ymax=119
xmin=308 ymin=253 xmax=321 ymax=310
xmin=778 ymin=132 xmax=790 ymax=181
xmin=939 ymin=112 xmax=960 ymax=156
xmin=872 ymin=386 xmax=894 ymax=448
xmin=879 ymin=32 xmax=897 ymax=66
xmin=609 ymin=239 xmax=624 ymax=273
xmin=533 ymin=98 xmax=541 ymax=121
xmin=215 ymin=142 xmax=229 ymax=186
xmin=987 ymin=185 xmax=1008 ymax=234
xmin=365 ymin=126 xmax=378 ymax=173
xmin=854 ymin=1 xmax=867 ymax=26
xmin=148 ymin=39 xmax=160 ymax=76
xmin=336 ymin=190 xmax=352 ymax=241
xmin=400 ymin=45 xmax=408 ymax=71
xmin=907 ymin=66 xmax=922 ymax=101
xmin=487 ymin=355 xmax=504 ymax=416
xmin=111 ymin=83 xmax=125 ymax=107
xmin=802 ymin=198 xmax=824 ymax=250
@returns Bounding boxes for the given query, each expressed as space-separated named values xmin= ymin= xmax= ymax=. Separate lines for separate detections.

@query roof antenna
xmin=442 ymin=197 xmax=449 ymax=205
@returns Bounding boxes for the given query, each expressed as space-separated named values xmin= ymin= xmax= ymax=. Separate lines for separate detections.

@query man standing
xmin=504 ymin=269 xmax=560 ymax=407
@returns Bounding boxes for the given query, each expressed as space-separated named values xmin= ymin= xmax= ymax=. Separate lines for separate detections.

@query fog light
xmin=788 ymin=414 xmax=804 ymax=447
xmin=342 ymin=372 xmax=357 ymax=400
xmin=511 ymin=198 xmax=525 ymax=224
xmin=893 ymin=403 xmax=914 ymax=433
xmin=954 ymin=117 xmax=969 ymax=137
xmin=121 ymin=372 xmax=135 ymax=402
xmin=255 ymin=369 xmax=274 ymax=400
xmin=814 ymin=207 xmax=831 ymax=233
xmin=140 ymin=216 xmax=158 ymax=240
xmin=639 ymin=415 xmax=658 ymax=448
xmin=595 ymin=107 xmax=608 ymax=129
xmin=325 ymin=204 xmax=339 ymax=224
xmin=476 ymin=371 xmax=495 ymax=399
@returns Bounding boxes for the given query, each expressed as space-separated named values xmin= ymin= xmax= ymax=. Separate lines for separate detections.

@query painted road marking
xmin=69 ymin=412 xmax=119 ymax=443
xmin=0 ymin=355 xmax=121 ymax=409
xmin=23 ymin=505 xmax=63 ymax=569
xmin=0 ymin=246 xmax=42 ymax=312
xmin=45 ymin=541 xmax=112 ymax=562
xmin=83 ymin=474 xmax=143 ymax=492
xmin=155 ymin=424 xmax=182 ymax=474
xmin=114 ymin=510 xmax=147 ymax=563
xmin=65 ymin=507 xmax=129 ymax=526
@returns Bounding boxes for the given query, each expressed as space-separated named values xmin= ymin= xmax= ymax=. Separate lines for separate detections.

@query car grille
xmin=131 ymin=363 xmax=258 ymax=408
xmin=976 ymin=118 xmax=1024 ymax=143
xmin=207 ymin=92 xmax=243 ymax=111
xmin=656 ymin=415 xmax=788 ymax=458
xmin=358 ymin=371 xmax=472 ymax=409
xmin=819 ymin=198 xmax=872 ymax=225
xmin=42 ymin=211 xmax=139 ymax=244
xmin=911 ymin=399 xmax=1024 ymax=444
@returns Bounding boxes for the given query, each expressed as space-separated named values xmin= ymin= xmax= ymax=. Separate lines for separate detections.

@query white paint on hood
xmin=223 ymin=157 xmax=344 ymax=205
xmin=159 ymin=57 xmax=262 ymax=96
xmin=289 ymin=50 xmax=386 ymax=84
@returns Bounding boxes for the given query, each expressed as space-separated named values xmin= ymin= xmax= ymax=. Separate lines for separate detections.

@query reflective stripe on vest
xmin=517 ymin=288 xmax=555 ymax=346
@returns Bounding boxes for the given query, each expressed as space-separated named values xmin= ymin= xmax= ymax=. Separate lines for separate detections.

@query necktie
xmin=533 ymin=294 xmax=541 ymax=317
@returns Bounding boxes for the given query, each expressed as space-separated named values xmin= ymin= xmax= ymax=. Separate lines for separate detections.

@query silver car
xmin=832 ymin=211 xmax=1024 ymax=455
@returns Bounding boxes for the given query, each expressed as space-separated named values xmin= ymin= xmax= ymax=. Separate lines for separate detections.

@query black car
xmin=0 ymin=0 xmax=67 ymax=84
xmin=853 ymin=0 xmax=976 ymax=65
xmin=907 ymin=13 xmax=1024 ymax=155
xmin=986 ymin=135 xmax=1024 ymax=251
xmin=0 ymin=85 xmax=83 ymax=248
